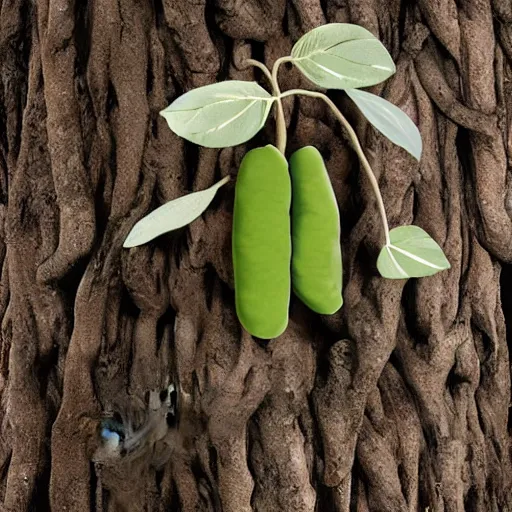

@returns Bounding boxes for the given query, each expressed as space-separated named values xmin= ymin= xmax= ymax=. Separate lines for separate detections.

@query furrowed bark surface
xmin=0 ymin=0 xmax=511 ymax=510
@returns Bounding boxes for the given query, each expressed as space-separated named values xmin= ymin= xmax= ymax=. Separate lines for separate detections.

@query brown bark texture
xmin=0 ymin=0 xmax=512 ymax=510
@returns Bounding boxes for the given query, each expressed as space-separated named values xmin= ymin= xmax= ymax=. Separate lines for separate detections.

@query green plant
xmin=232 ymin=145 xmax=291 ymax=339
xmin=124 ymin=23 xmax=451 ymax=337
xmin=290 ymin=146 xmax=343 ymax=315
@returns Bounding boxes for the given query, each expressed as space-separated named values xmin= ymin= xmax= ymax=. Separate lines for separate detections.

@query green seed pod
xmin=232 ymin=145 xmax=291 ymax=339
xmin=290 ymin=146 xmax=343 ymax=314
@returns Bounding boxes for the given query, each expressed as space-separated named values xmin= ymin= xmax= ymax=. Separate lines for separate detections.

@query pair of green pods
xmin=232 ymin=145 xmax=343 ymax=339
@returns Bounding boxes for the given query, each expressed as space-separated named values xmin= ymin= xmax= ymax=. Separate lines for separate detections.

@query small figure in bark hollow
xmin=93 ymin=383 xmax=179 ymax=467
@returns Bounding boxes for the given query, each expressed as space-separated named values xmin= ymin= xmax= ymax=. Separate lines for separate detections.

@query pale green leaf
xmin=346 ymin=88 xmax=422 ymax=161
xmin=160 ymin=81 xmax=274 ymax=148
xmin=123 ymin=176 xmax=230 ymax=248
xmin=290 ymin=23 xmax=395 ymax=89
xmin=377 ymin=226 xmax=450 ymax=279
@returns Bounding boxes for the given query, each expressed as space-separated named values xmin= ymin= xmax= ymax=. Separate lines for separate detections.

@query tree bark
xmin=0 ymin=0 xmax=511 ymax=511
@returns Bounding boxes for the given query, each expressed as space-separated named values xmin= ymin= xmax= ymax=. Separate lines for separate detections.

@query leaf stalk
xmin=280 ymin=88 xmax=391 ymax=246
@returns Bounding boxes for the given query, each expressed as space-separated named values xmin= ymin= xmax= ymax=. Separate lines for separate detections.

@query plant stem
xmin=244 ymin=59 xmax=273 ymax=85
xmin=215 ymin=175 xmax=231 ymax=189
xmin=244 ymin=58 xmax=287 ymax=155
xmin=271 ymin=57 xmax=292 ymax=155
xmin=280 ymin=88 xmax=391 ymax=245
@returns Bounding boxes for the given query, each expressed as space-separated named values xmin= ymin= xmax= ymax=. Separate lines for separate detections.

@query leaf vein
xmin=390 ymin=245 xmax=445 ymax=269
xmin=386 ymin=246 xmax=408 ymax=278
xmin=204 ymin=99 xmax=259 ymax=134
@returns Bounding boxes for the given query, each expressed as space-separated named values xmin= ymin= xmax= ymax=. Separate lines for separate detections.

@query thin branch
xmin=243 ymin=58 xmax=273 ymax=85
xmin=280 ymin=88 xmax=391 ymax=245
xmin=270 ymin=57 xmax=293 ymax=154
xmin=243 ymin=58 xmax=287 ymax=154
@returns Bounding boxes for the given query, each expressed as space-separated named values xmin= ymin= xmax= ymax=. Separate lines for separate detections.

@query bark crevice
xmin=0 ymin=0 xmax=511 ymax=510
